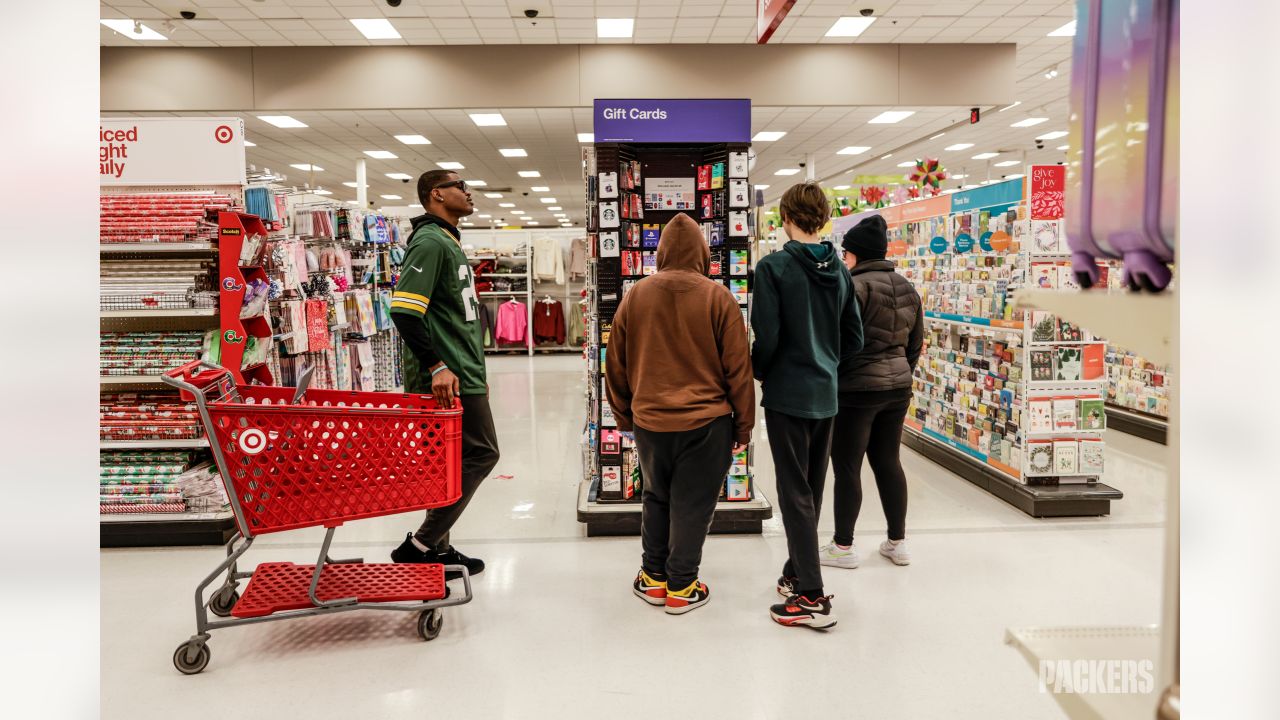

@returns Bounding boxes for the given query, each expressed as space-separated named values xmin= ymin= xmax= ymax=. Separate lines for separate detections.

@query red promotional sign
xmin=1029 ymin=164 xmax=1067 ymax=220
xmin=757 ymin=0 xmax=797 ymax=43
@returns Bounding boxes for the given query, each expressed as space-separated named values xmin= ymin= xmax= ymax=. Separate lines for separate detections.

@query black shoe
xmin=770 ymin=594 xmax=837 ymax=629
xmin=391 ymin=533 xmax=434 ymax=564
xmin=776 ymin=574 xmax=798 ymax=598
xmin=436 ymin=545 xmax=485 ymax=579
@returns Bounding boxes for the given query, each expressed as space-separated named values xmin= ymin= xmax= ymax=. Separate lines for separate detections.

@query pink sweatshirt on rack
xmin=495 ymin=301 xmax=528 ymax=345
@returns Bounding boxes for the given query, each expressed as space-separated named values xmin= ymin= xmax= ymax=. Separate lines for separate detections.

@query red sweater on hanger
xmin=532 ymin=299 xmax=566 ymax=345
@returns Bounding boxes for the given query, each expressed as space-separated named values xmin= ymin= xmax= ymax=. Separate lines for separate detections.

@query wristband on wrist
xmin=430 ymin=364 xmax=449 ymax=377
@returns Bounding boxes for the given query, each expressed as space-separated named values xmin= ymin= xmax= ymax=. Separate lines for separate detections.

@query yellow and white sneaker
xmin=664 ymin=580 xmax=710 ymax=615
xmin=633 ymin=569 xmax=668 ymax=606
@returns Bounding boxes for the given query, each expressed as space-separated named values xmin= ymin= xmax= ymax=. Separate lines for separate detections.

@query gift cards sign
xmin=100 ymin=117 xmax=246 ymax=185
xmin=594 ymin=99 xmax=751 ymax=143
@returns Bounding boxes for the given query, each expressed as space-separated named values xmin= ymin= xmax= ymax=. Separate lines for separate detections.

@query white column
xmin=805 ymin=152 xmax=817 ymax=181
xmin=356 ymin=158 xmax=368 ymax=208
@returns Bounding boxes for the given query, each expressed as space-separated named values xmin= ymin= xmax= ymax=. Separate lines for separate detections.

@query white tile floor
xmin=101 ymin=355 xmax=1169 ymax=719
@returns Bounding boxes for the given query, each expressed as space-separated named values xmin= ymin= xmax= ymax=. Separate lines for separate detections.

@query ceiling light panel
xmin=869 ymin=110 xmax=915 ymax=124
xmin=385 ymin=172 xmax=413 ymax=180
xmin=577 ymin=133 xmax=595 ymax=142
xmin=1010 ymin=118 xmax=1049 ymax=128
xmin=836 ymin=146 xmax=871 ymax=155
xmin=775 ymin=168 xmax=800 ymax=176
xmin=1048 ymin=20 xmax=1077 ymax=37
xmin=469 ymin=113 xmax=507 ymax=127
xmin=290 ymin=163 xmax=323 ymax=171
xmin=350 ymin=19 xmax=401 ymax=40
xmin=380 ymin=194 xmax=402 ymax=200
xmin=1037 ymin=130 xmax=1069 ymax=140
xmin=364 ymin=150 xmax=398 ymax=159
xmin=100 ymin=19 xmax=166 ymax=41
xmin=993 ymin=160 xmax=1021 ymax=167
xmin=258 ymin=115 xmax=307 ymax=128
xmin=752 ymin=131 xmax=787 ymax=142
xmin=499 ymin=148 xmax=528 ymax=157
xmin=540 ymin=198 xmax=557 ymax=203
xmin=945 ymin=143 xmax=974 ymax=151
xmin=395 ymin=134 xmax=431 ymax=145
xmin=825 ymin=17 xmax=876 ymax=37
xmin=597 ymin=18 xmax=635 ymax=38
xmin=437 ymin=161 xmax=465 ymax=170
xmin=518 ymin=170 xmax=541 ymax=178
xmin=972 ymin=152 xmax=1000 ymax=160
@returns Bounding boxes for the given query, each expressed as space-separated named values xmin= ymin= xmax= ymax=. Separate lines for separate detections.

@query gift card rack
xmin=578 ymin=140 xmax=771 ymax=536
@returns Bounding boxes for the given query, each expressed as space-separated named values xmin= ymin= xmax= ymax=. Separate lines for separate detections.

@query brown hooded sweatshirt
xmin=604 ymin=213 xmax=755 ymax=444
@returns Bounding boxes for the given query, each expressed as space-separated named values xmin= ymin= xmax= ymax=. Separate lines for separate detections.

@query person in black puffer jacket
xmin=818 ymin=214 xmax=923 ymax=570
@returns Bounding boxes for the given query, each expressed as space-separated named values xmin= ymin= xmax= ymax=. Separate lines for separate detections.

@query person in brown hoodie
xmin=605 ymin=212 xmax=755 ymax=616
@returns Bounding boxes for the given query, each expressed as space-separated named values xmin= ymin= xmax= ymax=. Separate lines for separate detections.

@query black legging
xmin=830 ymin=390 xmax=910 ymax=544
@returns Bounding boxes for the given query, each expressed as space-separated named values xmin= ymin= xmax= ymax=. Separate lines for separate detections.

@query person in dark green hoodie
xmin=387 ymin=169 xmax=499 ymax=581
xmin=751 ymin=181 xmax=863 ymax=629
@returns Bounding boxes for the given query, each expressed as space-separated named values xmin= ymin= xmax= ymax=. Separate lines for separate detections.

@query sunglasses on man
xmin=434 ymin=179 xmax=470 ymax=193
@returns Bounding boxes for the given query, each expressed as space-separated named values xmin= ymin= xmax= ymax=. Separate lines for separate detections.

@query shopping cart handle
xmin=161 ymin=360 xmax=234 ymax=402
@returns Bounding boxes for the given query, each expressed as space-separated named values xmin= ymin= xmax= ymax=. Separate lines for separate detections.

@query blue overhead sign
xmin=950 ymin=177 xmax=1024 ymax=211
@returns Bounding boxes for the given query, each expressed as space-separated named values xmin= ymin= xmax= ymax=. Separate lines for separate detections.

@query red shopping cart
xmin=161 ymin=360 xmax=470 ymax=675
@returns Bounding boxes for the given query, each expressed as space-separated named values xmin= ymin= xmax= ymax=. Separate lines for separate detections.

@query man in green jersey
xmin=389 ymin=169 xmax=499 ymax=578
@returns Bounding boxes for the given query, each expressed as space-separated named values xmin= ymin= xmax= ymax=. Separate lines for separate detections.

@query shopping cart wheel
xmin=173 ymin=642 xmax=211 ymax=675
xmin=208 ymin=586 xmax=240 ymax=618
xmin=417 ymin=609 xmax=443 ymax=641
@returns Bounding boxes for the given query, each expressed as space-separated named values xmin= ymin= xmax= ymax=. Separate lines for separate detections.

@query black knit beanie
xmin=842 ymin=214 xmax=889 ymax=260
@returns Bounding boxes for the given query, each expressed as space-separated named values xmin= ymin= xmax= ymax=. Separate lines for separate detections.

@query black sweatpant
xmin=766 ymin=409 xmax=835 ymax=595
xmin=634 ymin=415 xmax=734 ymax=592
xmin=831 ymin=389 xmax=911 ymax=545
xmin=414 ymin=394 xmax=501 ymax=551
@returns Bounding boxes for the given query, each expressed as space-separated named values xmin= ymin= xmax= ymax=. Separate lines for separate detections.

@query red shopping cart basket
xmin=161 ymin=361 xmax=472 ymax=675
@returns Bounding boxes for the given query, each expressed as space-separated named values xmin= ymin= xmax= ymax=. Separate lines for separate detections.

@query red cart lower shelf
xmin=233 ymin=562 xmax=447 ymax=618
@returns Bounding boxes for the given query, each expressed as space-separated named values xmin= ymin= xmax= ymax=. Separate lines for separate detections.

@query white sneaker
xmin=879 ymin=539 xmax=911 ymax=566
xmin=818 ymin=542 xmax=861 ymax=569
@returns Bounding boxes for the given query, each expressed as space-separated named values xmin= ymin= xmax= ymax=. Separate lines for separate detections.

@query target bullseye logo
xmin=238 ymin=428 xmax=267 ymax=455
xmin=214 ymin=125 xmax=234 ymax=144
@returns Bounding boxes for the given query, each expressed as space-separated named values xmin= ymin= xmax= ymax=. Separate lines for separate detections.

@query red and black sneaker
xmin=770 ymin=594 xmax=837 ymax=629
xmin=633 ymin=569 xmax=668 ymax=606
xmin=776 ymin=574 xmax=797 ymax=598
xmin=665 ymin=580 xmax=711 ymax=615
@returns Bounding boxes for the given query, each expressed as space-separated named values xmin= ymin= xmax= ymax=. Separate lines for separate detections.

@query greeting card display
xmin=1055 ymin=347 xmax=1083 ymax=381
xmin=1053 ymin=440 xmax=1079 ymax=474
xmin=1079 ymin=439 xmax=1105 ymax=474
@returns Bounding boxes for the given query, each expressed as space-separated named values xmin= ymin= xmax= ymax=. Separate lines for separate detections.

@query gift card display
xmin=599 ymin=231 xmax=620 ymax=258
xmin=599 ymin=172 xmax=618 ymax=199
xmin=599 ymin=201 xmax=620 ymax=229
xmin=729 ymin=152 xmax=749 ymax=178
xmin=728 ymin=211 xmax=749 ymax=237
xmin=729 ymin=179 xmax=749 ymax=208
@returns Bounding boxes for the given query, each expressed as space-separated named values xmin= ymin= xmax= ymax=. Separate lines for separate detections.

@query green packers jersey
xmin=392 ymin=220 xmax=487 ymax=395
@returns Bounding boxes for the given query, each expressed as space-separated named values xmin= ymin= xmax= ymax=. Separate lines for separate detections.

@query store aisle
xmin=101 ymin=356 xmax=1167 ymax=719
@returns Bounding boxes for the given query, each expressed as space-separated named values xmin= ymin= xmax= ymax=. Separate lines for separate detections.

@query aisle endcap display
xmin=577 ymin=104 xmax=771 ymax=536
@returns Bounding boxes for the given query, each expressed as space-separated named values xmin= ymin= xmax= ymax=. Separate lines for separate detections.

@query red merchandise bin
xmin=161 ymin=360 xmax=471 ymax=675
